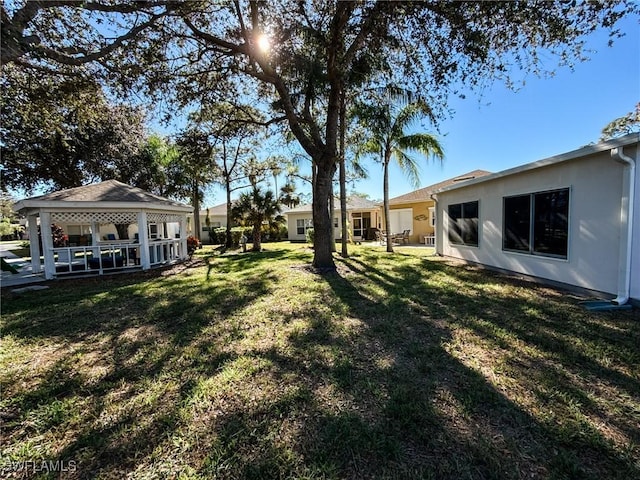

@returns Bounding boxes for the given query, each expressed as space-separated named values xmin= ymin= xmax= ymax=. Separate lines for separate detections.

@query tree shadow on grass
xmin=1 ymin=248 xmax=637 ymax=479
xmin=172 ymin=266 xmax=548 ymax=479
xmin=0 ymin=259 xmax=279 ymax=477
xmin=206 ymin=247 xmax=312 ymax=278
xmin=313 ymin=253 xmax=640 ymax=479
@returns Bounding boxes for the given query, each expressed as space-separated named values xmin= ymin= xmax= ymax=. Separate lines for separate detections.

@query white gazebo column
xmin=137 ymin=211 xmax=150 ymax=270
xmin=91 ymin=221 xmax=100 ymax=245
xmin=179 ymin=216 xmax=188 ymax=259
xmin=27 ymin=214 xmax=42 ymax=273
xmin=40 ymin=212 xmax=56 ymax=280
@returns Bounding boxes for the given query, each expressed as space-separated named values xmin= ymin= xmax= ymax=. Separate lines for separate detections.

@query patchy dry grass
xmin=1 ymin=243 xmax=638 ymax=479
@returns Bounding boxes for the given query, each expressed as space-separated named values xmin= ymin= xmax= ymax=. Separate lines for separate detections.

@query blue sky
xmin=7 ymin=12 xmax=638 ymax=209
xmin=207 ymin=16 xmax=639 ymax=206
xmin=344 ymin=15 xmax=639 ymax=203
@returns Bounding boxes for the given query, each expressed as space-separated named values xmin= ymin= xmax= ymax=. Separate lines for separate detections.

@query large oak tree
xmin=2 ymin=1 xmax=637 ymax=268
xmin=0 ymin=65 xmax=150 ymax=193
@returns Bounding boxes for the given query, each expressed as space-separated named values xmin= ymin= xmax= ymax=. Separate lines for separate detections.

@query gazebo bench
xmin=88 ymin=255 xmax=124 ymax=269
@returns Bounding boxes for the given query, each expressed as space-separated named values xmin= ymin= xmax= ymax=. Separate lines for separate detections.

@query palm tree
xmin=354 ymin=96 xmax=444 ymax=252
xmin=232 ymin=187 xmax=281 ymax=252
xmin=279 ymin=183 xmax=300 ymax=208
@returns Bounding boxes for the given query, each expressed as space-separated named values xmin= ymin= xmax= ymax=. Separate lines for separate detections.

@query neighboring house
xmin=285 ymin=196 xmax=381 ymax=242
xmin=387 ymin=170 xmax=491 ymax=244
xmin=190 ymin=202 xmax=229 ymax=242
xmin=434 ymin=133 xmax=639 ymax=305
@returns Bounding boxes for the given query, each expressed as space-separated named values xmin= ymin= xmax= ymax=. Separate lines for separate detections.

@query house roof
xmin=13 ymin=180 xmax=192 ymax=214
xmin=435 ymin=133 xmax=640 ymax=195
xmin=197 ymin=202 xmax=228 ymax=216
xmin=388 ymin=170 xmax=492 ymax=205
xmin=285 ymin=196 xmax=378 ymax=214
xmin=197 ymin=201 xmax=291 ymax=217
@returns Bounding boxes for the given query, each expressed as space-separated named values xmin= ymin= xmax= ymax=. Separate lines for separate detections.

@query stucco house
xmin=191 ymin=202 xmax=229 ymax=242
xmin=387 ymin=170 xmax=491 ymax=245
xmin=433 ymin=133 xmax=639 ymax=306
xmin=285 ymin=196 xmax=381 ymax=242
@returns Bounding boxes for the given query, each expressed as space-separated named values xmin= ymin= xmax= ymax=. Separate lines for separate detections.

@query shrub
xmin=263 ymin=223 xmax=287 ymax=242
xmin=211 ymin=227 xmax=253 ymax=247
xmin=305 ymin=228 xmax=314 ymax=244
xmin=187 ymin=235 xmax=201 ymax=255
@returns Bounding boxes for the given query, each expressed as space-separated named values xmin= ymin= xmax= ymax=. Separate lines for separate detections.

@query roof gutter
xmin=430 ymin=193 xmax=441 ymax=255
xmin=611 ymin=146 xmax=636 ymax=305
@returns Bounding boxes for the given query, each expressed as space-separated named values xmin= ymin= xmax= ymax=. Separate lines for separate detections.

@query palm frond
xmin=390 ymin=102 xmax=430 ymax=139
xmin=391 ymin=148 xmax=421 ymax=188
xmin=350 ymin=155 xmax=369 ymax=179
xmin=396 ymin=133 xmax=444 ymax=161
xmin=354 ymin=137 xmax=383 ymax=163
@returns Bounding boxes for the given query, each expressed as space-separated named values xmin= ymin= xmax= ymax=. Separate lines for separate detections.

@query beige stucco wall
xmin=436 ymin=147 xmax=636 ymax=298
xmin=287 ymin=209 xmax=381 ymax=242
xmin=197 ymin=214 xmax=226 ymax=243
xmin=389 ymin=200 xmax=435 ymax=243
xmin=198 ymin=214 xmax=227 ymax=228
xmin=287 ymin=212 xmax=313 ymax=241
xmin=630 ymin=149 xmax=640 ymax=302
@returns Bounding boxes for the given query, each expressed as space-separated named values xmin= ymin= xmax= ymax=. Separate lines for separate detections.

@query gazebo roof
xmin=14 ymin=180 xmax=192 ymax=215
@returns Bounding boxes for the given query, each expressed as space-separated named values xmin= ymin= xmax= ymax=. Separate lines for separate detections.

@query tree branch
xmin=183 ymin=16 xmax=248 ymax=57
xmin=343 ymin=1 xmax=389 ymax=67
xmin=31 ymin=13 xmax=169 ymax=67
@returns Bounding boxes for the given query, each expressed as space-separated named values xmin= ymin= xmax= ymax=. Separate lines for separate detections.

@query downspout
xmin=430 ymin=193 xmax=440 ymax=255
xmin=611 ymin=147 xmax=635 ymax=305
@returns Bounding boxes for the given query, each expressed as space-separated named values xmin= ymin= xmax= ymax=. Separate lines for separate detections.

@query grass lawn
xmin=1 ymin=243 xmax=638 ymax=479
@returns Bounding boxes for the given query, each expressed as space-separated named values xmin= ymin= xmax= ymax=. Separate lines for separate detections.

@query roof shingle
xmin=19 ymin=180 xmax=188 ymax=209
xmin=389 ymin=170 xmax=491 ymax=205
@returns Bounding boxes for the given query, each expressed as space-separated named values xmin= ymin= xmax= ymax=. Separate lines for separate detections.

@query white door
xmin=388 ymin=208 xmax=413 ymax=234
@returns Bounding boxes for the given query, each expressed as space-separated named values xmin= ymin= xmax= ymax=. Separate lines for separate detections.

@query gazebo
xmin=13 ymin=180 xmax=193 ymax=280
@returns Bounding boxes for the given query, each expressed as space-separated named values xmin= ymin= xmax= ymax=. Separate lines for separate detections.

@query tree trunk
xmin=339 ymin=94 xmax=349 ymax=258
xmin=312 ymin=157 xmax=336 ymax=269
xmin=329 ymin=183 xmax=336 ymax=252
xmin=383 ymin=158 xmax=393 ymax=253
xmin=192 ymin=180 xmax=201 ymax=241
xmin=252 ymin=221 xmax=261 ymax=252
xmin=225 ymin=179 xmax=233 ymax=248
xmin=114 ymin=224 xmax=129 ymax=240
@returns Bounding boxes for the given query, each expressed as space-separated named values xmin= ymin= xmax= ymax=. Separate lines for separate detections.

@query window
xmin=503 ymin=188 xmax=569 ymax=258
xmin=296 ymin=218 xmax=313 ymax=235
xmin=447 ymin=201 xmax=479 ymax=246
xmin=67 ymin=224 xmax=92 ymax=236
xmin=503 ymin=195 xmax=530 ymax=252
xmin=334 ymin=217 xmax=339 ymax=228
xmin=388 ymin=208 xmax=413 ymax=233
xmin=429 ymin=207 xmax=436 ymax=228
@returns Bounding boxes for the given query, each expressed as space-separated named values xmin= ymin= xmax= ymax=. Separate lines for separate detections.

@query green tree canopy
xmin=0 ymin=66 xmax=150 ymax=193
xmin=600 ymin=103 xmax=640 ymax=141
xmin=169 ymin=127 xmax=219 ymax=240
xmin=2 ymin=1 xmax=637 ymax=267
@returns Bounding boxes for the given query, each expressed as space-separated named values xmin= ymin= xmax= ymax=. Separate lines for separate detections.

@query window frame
xmin=502 ymin=187 xmax=570 ymax=259
xmin=447 ymin=200 xmax=479 ymax=247
xmin=296 ymin=218 xmax=313 ymax=235
xmin=429 ymin=207 xmax=436 ymax=228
